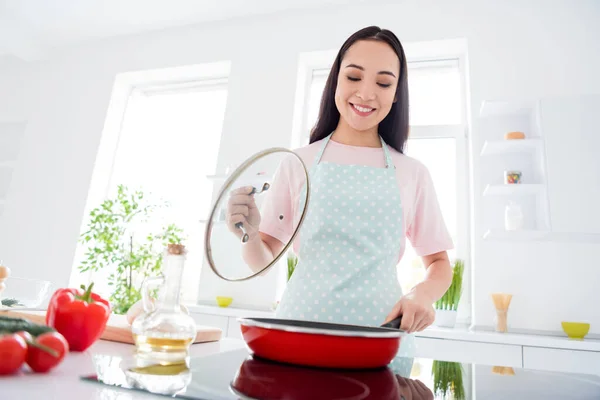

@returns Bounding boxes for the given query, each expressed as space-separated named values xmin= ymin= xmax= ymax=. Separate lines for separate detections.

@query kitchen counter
xmin=0 ymin=338 xmax=248 ymax=400
xmin=2 ymin=335 xmax=599 ymax=399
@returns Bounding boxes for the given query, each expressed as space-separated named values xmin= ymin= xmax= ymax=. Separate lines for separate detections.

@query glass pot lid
xmin=203 ymin=147 xmax=310 ymax=282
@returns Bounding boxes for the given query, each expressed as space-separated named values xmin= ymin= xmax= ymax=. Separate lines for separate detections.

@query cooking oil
xmin=133 ymin=334 xmax=194 ymax=353
xmin=131 ymin=243 xmax=197 ymax=360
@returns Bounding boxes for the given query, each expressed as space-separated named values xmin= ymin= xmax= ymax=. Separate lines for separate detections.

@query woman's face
xmin=335 ymin=39 xmax=400 ymax=134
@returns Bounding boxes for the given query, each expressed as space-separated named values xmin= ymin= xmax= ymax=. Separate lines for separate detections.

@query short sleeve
xmin=407 ymin=165 xmax=454 ymax=256
xmin=258 ymin=154 xmax=304 ymax=246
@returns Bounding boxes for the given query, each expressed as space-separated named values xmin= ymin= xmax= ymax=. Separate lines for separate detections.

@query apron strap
xmin=313 ymin=133 xmax=333 ymax=165
xmin=380 ymin=136 xmax=394 ymax=169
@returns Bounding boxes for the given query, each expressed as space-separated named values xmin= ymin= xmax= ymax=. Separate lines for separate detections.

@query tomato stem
xmin=0 ymin=331 xmax=59 ymax=358
xmin=26 ymin=339 xmax=59 ymax=358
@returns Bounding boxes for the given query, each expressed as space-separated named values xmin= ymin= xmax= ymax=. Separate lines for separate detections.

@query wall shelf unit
xmin=479 ymin=99 xmax=553 ymax=239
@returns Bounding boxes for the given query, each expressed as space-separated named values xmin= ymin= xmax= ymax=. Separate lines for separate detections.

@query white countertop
xmin=0 ymin=338 xmax=248 ymax=400
xmin=417 ymin=324 xmax=600 ymax=352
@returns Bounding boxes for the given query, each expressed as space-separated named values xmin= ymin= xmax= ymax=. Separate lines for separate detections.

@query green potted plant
xmin=272 ymin=251 xmax=299 ymax=311
xmin=287 ymin=251 xmax=298 ymax=282
xmin=434 ymin=258 xmax=465 ymax=327
xmin=76 ymin=184 xmax=185 ymax=315
xmin=432 ymin=360 xmax=466 ymax=400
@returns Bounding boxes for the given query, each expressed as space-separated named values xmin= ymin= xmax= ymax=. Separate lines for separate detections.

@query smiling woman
xmin=227 ymin=26 xmax=455 ymax=370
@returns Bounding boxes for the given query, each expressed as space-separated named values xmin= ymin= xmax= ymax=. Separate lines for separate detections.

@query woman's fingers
xmin=230 ymin=186 xmax=255 ymax=195
xmin=227 ymin=213 xmax=246 ymax=226
xmin=229 ymin=204 xmax=250 ymax=217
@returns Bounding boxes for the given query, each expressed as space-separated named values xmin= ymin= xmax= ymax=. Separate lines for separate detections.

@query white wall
xmin=0 ymin=0 xmax=598 ymax=333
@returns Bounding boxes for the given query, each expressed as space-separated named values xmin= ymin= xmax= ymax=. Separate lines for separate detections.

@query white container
xmin=505 ymin=201 xmax=524 ymax=231
xmin=434 ymin=309 xmax=458 ymax=328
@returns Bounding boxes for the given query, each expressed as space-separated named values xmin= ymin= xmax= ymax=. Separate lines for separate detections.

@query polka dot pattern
xmin=275 ymin=133 xmax=416 ymax=361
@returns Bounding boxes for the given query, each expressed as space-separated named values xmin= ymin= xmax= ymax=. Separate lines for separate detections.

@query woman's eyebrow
xmin=345 ymin=63 xmax=397 ymax=78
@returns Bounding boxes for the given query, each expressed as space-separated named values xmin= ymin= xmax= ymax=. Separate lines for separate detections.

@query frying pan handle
xmin=381 ymin=316 xmax=402 ymax=330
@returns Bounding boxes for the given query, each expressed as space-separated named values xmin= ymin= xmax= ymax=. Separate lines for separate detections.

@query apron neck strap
xmin=379 ymin=136 xmax=394 ymax=169
xmin=313 ymin=133 xmax=333 ymax=165
xmin=314 ymin=133 xmax=394 ymax=168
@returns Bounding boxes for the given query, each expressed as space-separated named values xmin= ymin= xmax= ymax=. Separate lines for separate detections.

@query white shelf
xmin=483 ymin=183 xmax=545 ymax=196
xmin=483 ymin=229 xmax=600 ymax=244
xmin=479 ymin=99 xmax=537 ymax=118
xmin=480 ymin=139 xmax=542 ymax=156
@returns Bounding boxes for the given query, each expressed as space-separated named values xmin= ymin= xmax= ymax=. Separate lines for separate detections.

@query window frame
xmin=289 ymin=44 xmax=472 ymax=324
xmin=69 ymin=62 xmax=231 ymax=297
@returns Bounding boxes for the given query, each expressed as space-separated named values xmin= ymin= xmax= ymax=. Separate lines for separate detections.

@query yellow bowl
xmin=216 ymin=296 xmax=233 ymax=308
xmin=561 ymin=322 xmax=590 ymax=339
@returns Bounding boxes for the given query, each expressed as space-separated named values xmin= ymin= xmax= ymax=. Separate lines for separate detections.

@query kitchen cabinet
xmin=415 ymin=337 xmax=523 ymax=368
xmin=523 ymin=346 xmax=600 ymax=375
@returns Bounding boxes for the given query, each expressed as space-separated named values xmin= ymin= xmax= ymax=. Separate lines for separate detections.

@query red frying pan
xmin=237 ymin=316 xmax=404 ymax=369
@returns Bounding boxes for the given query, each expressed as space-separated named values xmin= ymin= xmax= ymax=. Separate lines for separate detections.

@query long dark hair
xmin=309 ymin=26 xmax=409 ymax=153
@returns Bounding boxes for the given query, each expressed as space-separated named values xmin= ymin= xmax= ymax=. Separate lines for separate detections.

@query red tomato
xmin=0 ymin=334 xmax=27 ymax=375
xmin=15 ymin=330 xmax=33 ymax=343
xmin=26 ymin=332 xmax=69 ymax=373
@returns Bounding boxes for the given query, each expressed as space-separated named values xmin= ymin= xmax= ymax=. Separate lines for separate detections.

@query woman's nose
xmin=356 ymin=82 xmax=376 ymax=101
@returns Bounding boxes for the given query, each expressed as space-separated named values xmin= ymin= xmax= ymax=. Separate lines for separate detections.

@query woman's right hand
xmin=226 ymin=186 xmax=262 ymax=241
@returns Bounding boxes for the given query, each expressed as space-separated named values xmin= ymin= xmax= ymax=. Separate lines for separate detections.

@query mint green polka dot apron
xmin=276 ymin=133 xmax=415 ymax=375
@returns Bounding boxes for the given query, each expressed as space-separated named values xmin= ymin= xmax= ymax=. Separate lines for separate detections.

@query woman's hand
xmin=226 ymin=186 xmax=262 ymax=241
xmin=384 ymin=251 xmax=453 ymax=333
xmin=384 ymin=290 xmax=435 ymax=333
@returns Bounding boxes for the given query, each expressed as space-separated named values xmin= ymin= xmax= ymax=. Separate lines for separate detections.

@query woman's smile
xmin=350 ymin=102 xmax=376 ymax=117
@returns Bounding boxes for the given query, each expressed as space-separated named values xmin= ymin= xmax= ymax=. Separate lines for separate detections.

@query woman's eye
xmin=378 ymin=83 xmax=392 ymax=88
xmin=347 ymin=76 xmax=360 ymax=82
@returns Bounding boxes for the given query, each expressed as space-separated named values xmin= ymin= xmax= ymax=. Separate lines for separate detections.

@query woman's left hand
xmin=384 ymin=291 xmax=435 ymax=333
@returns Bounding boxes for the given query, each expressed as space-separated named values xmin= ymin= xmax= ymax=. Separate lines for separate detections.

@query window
xmin=72 ymin=68 xmax=229 ymax=306
xmin=294 ymin=55 xmax=470 ymax=321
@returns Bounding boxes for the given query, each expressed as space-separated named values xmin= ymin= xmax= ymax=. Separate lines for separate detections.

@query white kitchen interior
xmin=0 ymin=0 xmax=599 ymax=398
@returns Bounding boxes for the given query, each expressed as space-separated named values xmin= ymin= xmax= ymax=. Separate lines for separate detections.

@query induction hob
xmin=81 ymin=348 xmax=600 ymax=399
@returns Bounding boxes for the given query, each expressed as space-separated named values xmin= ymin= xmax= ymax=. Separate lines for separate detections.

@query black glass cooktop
xmin=82 ymin=348 xmax=600 ymax=399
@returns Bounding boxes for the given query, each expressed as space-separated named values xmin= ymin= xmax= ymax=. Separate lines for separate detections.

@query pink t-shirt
xmin=259 ymin=137 xmax=454 ymax=261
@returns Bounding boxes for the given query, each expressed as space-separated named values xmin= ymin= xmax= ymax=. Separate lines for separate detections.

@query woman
xmin=226 ymin=26 xmax=453 ymax=360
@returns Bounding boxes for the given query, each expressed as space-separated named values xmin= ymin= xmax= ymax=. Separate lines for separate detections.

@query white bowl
xmin=1 ymin=277 xmax=53 ymax=309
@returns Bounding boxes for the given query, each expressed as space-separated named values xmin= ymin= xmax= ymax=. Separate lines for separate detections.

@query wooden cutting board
xmin=2 ymin=310 xmax=222 ymax=345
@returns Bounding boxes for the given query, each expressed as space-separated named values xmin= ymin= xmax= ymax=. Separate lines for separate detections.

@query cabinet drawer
xmin=523 ymin=346 xmax=600 ymax=375
xmin=190 ymin=313 xmax=229 ymax=334
xmin=416 ymin=337 xmax=523 ymax=368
